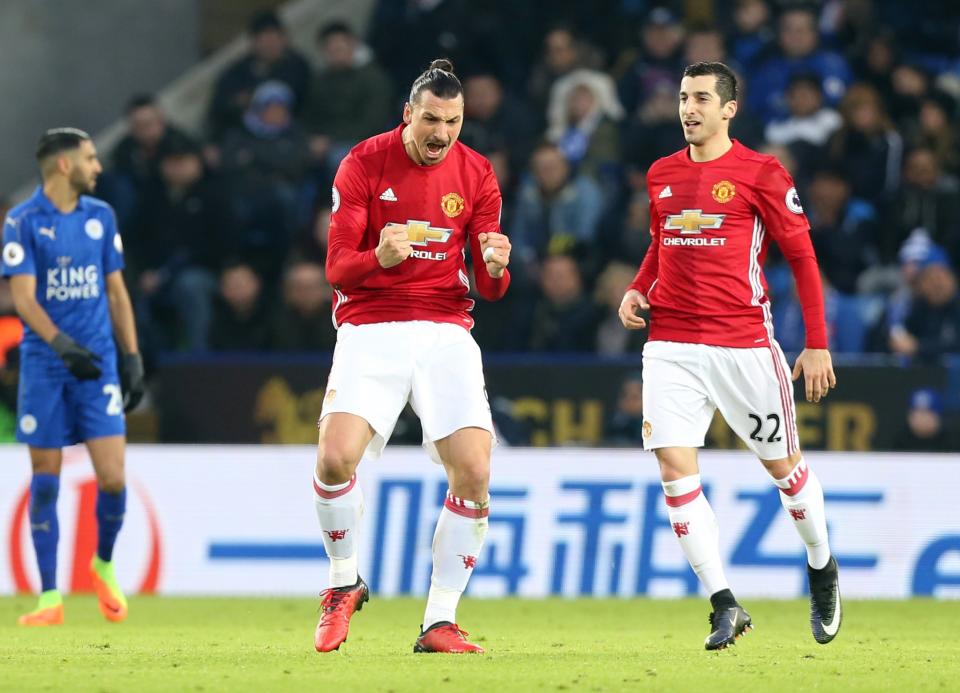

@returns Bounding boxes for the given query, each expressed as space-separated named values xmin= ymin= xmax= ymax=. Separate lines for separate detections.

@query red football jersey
xmin=326 ymin=124 xmax=509 ymax=330
xmin=631 ymin=140 xmax=827 ymax=348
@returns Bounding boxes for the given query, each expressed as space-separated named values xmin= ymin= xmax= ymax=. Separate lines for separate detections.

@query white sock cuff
xmin=444 ymin=490 xmax=490 ymax=519
xmin=313 ymin=474 xmax=357 ymax=499
xmin=662 ymin=474 xmax=701 ymax=497
xmin=774 ymin=457 xmax=810 ymax=495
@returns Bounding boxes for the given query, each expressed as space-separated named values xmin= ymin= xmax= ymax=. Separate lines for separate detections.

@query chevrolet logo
xmin=404 ymin=220 xmax=452 ymax=246
xmin=664 ymin=209 xmax=725 ymax=234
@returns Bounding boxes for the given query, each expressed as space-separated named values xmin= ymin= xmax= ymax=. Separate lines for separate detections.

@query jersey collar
xmin=29 ymin=185 xmax=91 ymax=215
xmin=682 ymin=138 xmax=741 ymax=166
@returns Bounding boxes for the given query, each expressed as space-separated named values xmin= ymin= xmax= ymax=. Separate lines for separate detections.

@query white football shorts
xmin=320 ymin=321 xmax=494 ymax=463
xmin=641 ymin=339 xmax=800 ymax=459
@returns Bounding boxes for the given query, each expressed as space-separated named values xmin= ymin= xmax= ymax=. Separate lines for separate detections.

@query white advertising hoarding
xmin=0 ymin=445 xmax=957 ymax=598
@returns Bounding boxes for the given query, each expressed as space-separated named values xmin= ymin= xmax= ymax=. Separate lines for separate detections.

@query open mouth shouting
xmin=424 ymin=140 xmax=448 ymax=160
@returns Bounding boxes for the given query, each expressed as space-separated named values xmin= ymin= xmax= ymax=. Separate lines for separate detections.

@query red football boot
xmin=414 ymin=621 xmax=485 ymax=654
xmin=314 ymin=578 xmax=369 ymax=652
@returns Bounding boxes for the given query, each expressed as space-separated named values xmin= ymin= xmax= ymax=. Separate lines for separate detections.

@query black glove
xmin=120 ymin=352 xmax=145 ymax=412
xmin=51 ymin=332 xmax=102 ymax=380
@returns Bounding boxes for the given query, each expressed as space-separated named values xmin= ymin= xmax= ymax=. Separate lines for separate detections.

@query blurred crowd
xmin=31 ymin=1 xmax=960 ymax=366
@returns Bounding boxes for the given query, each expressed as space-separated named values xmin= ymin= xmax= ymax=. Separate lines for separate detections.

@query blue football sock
xmin=96 ymin=488 xmax=126 ymax=563
xmin=29 ymin=474 xmax=60 ymax=592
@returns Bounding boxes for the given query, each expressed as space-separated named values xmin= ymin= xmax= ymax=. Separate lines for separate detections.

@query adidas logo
xmin=658 ymin=186 xmax=672 ymax=199
xmin=379 ymin=187 xmax=398 ymax=202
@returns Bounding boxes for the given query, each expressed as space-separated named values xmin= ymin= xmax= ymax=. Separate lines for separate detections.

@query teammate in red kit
xmin=619 ymin=62 xmax=841 ymax=650
xmin=311 ymin=59 xmax=511 ymax=654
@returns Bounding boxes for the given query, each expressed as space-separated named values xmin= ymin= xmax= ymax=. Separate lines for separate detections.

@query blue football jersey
xmin=2 ymin=186 xmax=125 ymax=364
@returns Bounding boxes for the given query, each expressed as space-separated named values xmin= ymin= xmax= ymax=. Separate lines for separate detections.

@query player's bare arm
xmin=105 ymin=270 xmax=139 ymax=354
xmin=618 ymin=289 xmax=650 ymax=330
xmin=792 ymin=348 xmax=837 ymax=403
xmin=375 ymin=222 xmax=413 ymax=268
xmin=10 ymin=258 xmax=102 ymax=380
xmin=478 ymin=231 xmax=510 ymax=278
xmin=9 ymin=274 xmax=61 ymax=343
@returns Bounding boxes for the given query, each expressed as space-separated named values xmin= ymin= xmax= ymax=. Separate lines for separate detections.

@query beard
xmin=70 ymin=170 xmax=96 ymax=195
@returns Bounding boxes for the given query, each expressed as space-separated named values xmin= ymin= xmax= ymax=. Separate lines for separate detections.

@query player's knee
xmin=655 ymin=448 xmax=698 ymax=481
xmin=316 ymin=446 xmax=361 ymax=485
xmin=761 ymin=450 xmax=803 ymax=479
xmin=451 ymin=460 xmax=490 ymax=501
xmin=97 ymin=473 xmax=125 ymax=494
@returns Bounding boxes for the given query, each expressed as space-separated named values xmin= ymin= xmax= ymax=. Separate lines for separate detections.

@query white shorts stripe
xmin=771 ymin=339 xmax=800 ymax=453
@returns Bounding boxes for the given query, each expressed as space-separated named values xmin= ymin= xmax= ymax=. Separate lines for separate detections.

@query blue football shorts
xmin=16 ymin=358 xmax=125 ymax=447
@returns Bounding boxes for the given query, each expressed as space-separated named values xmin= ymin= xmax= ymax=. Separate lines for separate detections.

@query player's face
xmin=678 ymin=75 xmax=737 ymax=146
xmin=402 ymin=91 xmax=464 ymax=166
xmin=67 ymin=140 xmax=103 ymax=194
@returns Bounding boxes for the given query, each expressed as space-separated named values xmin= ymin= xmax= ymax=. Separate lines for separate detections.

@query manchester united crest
xmin=711 ymin=180 xmax=736 ymax=204
xmin=441 ymin=192 xmax=465 ymax=218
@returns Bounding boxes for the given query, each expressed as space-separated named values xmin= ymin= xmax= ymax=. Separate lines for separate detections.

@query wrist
xmin=50 ymin=332 xmax=74 ymax=356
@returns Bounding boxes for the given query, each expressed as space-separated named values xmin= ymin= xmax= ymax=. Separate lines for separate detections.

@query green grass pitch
xmin=3 ymin=596 xmax=957 ymax=691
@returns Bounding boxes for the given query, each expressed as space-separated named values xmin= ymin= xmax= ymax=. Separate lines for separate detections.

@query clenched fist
xmin=376 ymin=223 xmax=413 ymax=268
xmin=478 ymin=232 xmax=511 ymax=278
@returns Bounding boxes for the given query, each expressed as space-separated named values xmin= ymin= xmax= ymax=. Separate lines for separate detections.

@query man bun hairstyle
xmin=683 ymin=61 xmax=738 ymax=104
xmin=36 ymin=127 xmax=91 ymax=162
xmin=409 ymin=58 xmax=463 ymax=104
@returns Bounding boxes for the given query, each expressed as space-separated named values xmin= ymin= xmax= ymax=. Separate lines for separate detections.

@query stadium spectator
xmin=884 ymin=146 xmax=960 ymax=264
xmin=623 ymin=80 xmax=686 ymax=175
xmin=101 ymin=95 xmax=190 ymax=227
xmin=219 ymin=80 xmax=313 ymax=279
xmin=600 ymin=189 xmax=653 ymax=267
xmin=292 ymin=204 xmax=332 ymax=265
xmin=484 ymin=146 xmax=514 ymax=217
xmin=888 ymin=63 xmax=931 ymax=128
xmin=684 ymin=26 xmax=729 ymax=68
xmin=617 ymin=8 xmax=685 ymax=120
xmin=882 ymin=231 xmax=948 ymax=352
xmin=110 ymin=95 xmax=188 ymax=189
xmin=806 ymin=166 xmax=879 ymax=295
xmin=851 ymin=31 xmax=898 ymax=105
xmin=111 ymin=95 xmax=185 ymax=189
xmin=546 ymin=69 xmax=623 ymax=181
xmin=892 ymin=256 xmax=960 ymax=362
xmin=458 ymin=71 xmax=537 ymax=183
xmin=528 ymin=25 xmax=604 ymax=129
xmin=912 ymin=91 xmax=960 ymax=175
xmin=773 ymin=272 xmax=868 ymax=355
xmin=528 ymin=253 xmax=598 ymax=352
xmin=749 ymin=6 xmax=852 ymax=122
xmin=594 ymin=261 xmax=647 ymax=355
xmin=128 ymin=133 xmax=231 ymax=352
xmin=764 ymin=73 xmax=842 ymax=171
xmin=511 ymin=143 xmax=604 ymax=276
xmin=826 ymin=83 xmax=903 ymax=206
xmin=367 ymin=0 xmax=528 ymax=96
xmin=207 ymin=10 xmax=310 ymax=137
xmin=209 ymin=262 xmax=270 ymax=351
xmin=891 ymin=388 xmax=957 ymax=452
xmin=268 ymin=260 xmax=337 ymax=352
xmin=729 ymin=0 xmax=774 ymax=71
xmin=302 ymin=21 xmax=392 ymax=175
xmin=603 ymin=372 xmax=645 ymax=446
